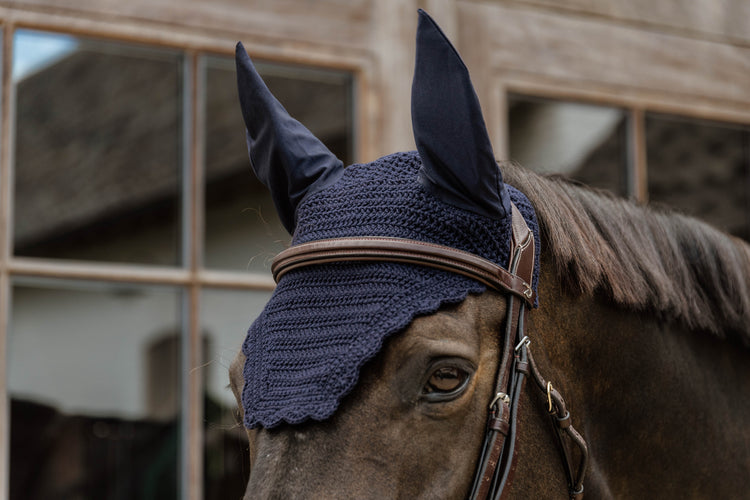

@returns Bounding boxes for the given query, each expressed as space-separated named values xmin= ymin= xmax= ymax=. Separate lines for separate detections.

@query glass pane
xmin=508 ymin=95 xmax=629 ymax=196
xmin=646 ymin=114 xmax=750 ymax=240
xmin=13 ymin=31 xmax=183 ymax=265
xmin=200 ymin=288 xmax=272 ymax=499
xmin=203 ymin=56 xmax=354 ymax=273
xmin=9 ymin=279 xmax=182 ymax=500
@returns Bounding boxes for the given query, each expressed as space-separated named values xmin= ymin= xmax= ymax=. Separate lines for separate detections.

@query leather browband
xmin=272 ymin=236 xmax=536 ymax=306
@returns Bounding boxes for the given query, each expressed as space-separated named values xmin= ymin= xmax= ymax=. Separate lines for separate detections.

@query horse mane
xmin=501 ymin=161 xmax=750 ymax=346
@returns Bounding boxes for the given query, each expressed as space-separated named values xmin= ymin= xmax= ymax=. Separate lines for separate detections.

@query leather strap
xmin=470 ymin=205 xmax=535 ymax=500
xmin=527 ymin=351 xmax=589 ymax=499
xmin=272 ymin=236 xmax=536 ymax=306
xmin=509 ymin=204 xmax=535 ymax=292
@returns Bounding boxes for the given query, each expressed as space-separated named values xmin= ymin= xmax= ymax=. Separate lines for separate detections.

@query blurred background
xmin=0 ymin=1 xmax=748 ymax=499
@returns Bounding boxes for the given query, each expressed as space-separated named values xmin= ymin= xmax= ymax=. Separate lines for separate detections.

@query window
xmin=646 ymin=113 xmax=750 ymax=239
xmin=508 ymin=94 xmax=629 ymax=196
xmin=508 ymin=94 xmax=750 ymax=243
xmin=14 ymin=31 xmax=183 ymax=265
xmin=203 ymin=55 xmax=353 ymax=273
xmin=200 ymin=288 xmax=272 ymax=499
xmin=9 ymin=280 xmax=182 ymax=499
xmin=2 ymin=29 xmax=356 ymax=500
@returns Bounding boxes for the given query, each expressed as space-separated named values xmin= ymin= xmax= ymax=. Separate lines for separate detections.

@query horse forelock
xmin=502 ymin=161 xmax=750 ymax=347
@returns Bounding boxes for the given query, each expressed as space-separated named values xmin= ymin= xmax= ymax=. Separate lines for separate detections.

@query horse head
xmin=229 ymin=10 xmax=551 ymax=497
xmin=229 ymin=8 xmax=750 ymax=500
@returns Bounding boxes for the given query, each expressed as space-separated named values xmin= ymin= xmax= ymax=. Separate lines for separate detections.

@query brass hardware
xmin=547 ymin=381 xmax=554 ymax=413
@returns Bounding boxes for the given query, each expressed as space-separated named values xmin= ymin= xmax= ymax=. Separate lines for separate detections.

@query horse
xmin=229 ymin=10 xmax=750 ymax=499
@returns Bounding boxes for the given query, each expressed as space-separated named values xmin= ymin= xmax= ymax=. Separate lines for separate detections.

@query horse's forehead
xmin=395 ymin=293 xmax=505 ymax=352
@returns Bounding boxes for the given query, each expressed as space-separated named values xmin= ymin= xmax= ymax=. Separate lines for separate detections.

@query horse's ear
xmin=235 ymin=42 xmax=344 ymax=234
xmin=411 ymin=10 xmax=510 ymax=220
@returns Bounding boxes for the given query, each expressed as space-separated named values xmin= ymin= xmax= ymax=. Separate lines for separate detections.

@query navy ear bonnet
xmin=238 ymin=10 xmax=540 ymax=429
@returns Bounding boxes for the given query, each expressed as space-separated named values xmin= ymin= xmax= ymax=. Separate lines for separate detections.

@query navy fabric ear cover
xmin=235 ymin=42 xmax=344 ymax=233
xmin=412 ymin=9 xmax=510 ymax=221
xmin=236 ymin=11 xmax=541 ymax=429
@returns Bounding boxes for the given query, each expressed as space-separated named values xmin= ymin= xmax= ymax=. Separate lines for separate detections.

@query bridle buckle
xmin=547 ymin=381 xmax=555 ymax=414
xmin=514 ymin=336 xmax=531 ymax=353
xmin=489 ymin=392 xmax=510 ymax=410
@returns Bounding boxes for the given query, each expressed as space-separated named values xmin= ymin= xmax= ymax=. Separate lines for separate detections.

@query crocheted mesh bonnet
xmin=237 ymin=9 xmax=541 ymax=428
xmin=242 ymin=150 xmax=540 ymax=429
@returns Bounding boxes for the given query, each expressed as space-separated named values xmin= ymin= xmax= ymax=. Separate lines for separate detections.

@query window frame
xmin=502 ymin=81 xmax=750 ymax=206
xmin=506 ymin=92 xmax=633 ymax=198
xmin=0 ymin=17 xmax=362 ymax=500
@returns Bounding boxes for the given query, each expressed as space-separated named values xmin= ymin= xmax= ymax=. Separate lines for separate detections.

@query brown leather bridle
xmin=271 ymin=204 xmax=588 ymax=499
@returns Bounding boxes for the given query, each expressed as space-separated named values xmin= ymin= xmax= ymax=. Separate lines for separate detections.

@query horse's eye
xmin=423 ymin=366 xmax=469 ymax=398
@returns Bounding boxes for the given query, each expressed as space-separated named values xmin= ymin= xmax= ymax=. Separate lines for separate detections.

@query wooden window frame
xmin=501 ymin=80 xmax=750 ymax=205
xmin=0 ymin=12 xmax=363 ymax=500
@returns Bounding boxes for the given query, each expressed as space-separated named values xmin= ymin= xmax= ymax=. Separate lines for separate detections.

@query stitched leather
xmin=527 ymin=350 xmax=589 ymax=498
xmin=509 ymin=204 xmax=535 ymax=299
xmin=272 ymin=236 xmax=536 ymax=306
xmin=471 ymin=206 xmax=534 ymax=500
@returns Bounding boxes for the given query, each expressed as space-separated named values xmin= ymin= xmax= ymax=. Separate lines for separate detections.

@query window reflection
xmin=646 ymin=114 xmax=750 ymax=240
xmin=13 ymin=31 xmax=183 ymax=265
xmin=200 ymin=288 xmax=273 ymax=499
xmin=203 ymin=56 xmax=354 ymax=273
xmin=9 ymin=279 xmax=181 ymax=500
xmin=13 ymin=31 xmax=77 ymax=80
xmin=509 ymin=95 xmax=629 ymax=196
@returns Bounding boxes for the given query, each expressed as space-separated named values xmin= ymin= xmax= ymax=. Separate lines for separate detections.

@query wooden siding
xmin=0 ymin=0 xmax=747 ymax=158
xmin=498 ymin=0 xmax=750 ymax=45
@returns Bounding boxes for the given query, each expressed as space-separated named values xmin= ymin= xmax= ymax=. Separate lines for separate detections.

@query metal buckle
xmin=514 ymin=336 xmax=530 ymax=353
xmin=547 ymin=381 xmax=554 ymax=413
xmin=489 ymin=392 xmax=510 ymax=410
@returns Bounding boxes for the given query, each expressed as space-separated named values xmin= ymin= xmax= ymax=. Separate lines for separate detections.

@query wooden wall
xmin=0 ymin=0 xmax=747 ymax=161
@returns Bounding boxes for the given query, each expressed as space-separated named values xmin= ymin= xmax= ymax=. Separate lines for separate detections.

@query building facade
xmin=0 ymin=1 xmax=748 ymax=499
